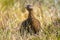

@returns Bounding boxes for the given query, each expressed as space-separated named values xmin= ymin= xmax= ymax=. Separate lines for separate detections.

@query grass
xmin=0 ymin=0 xmax=60 ymax=40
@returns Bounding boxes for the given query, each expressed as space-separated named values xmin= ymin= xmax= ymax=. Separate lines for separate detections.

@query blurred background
xmin=0 ymin=0 xmax=60 ymax=40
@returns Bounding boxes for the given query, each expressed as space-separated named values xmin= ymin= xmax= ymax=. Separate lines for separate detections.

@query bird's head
xmin=26 ymin=5 xmax=33 ymax=11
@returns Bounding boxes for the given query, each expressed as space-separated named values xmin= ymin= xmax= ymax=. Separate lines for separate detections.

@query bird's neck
xmin=28 ymin=10 xmax=35 ymax=19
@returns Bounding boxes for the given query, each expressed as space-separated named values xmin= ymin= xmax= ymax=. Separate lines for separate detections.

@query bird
xmin=20 ymin=5 xmax=41 ymax=35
